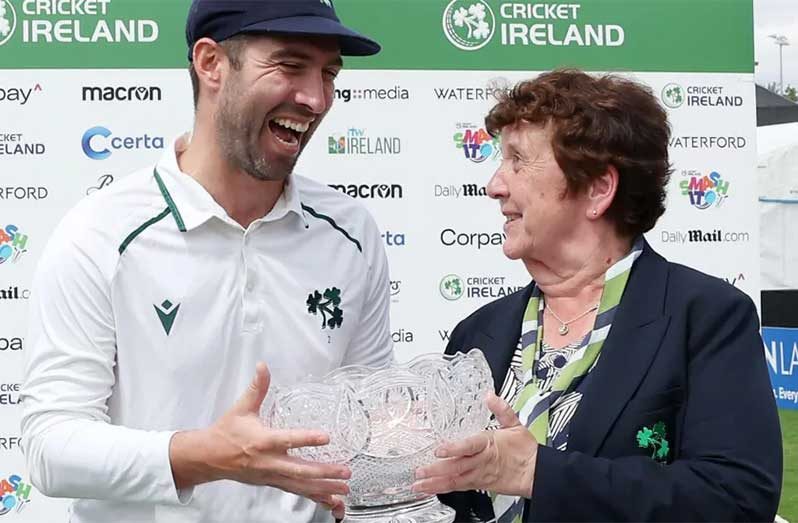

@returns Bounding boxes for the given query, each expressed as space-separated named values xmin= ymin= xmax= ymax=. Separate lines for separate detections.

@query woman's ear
xmin=587 ymin=164 xmax=619 ymax=220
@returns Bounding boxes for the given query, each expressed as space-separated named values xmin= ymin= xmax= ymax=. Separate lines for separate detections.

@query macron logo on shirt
xmin=154 ymin=299 xmax=180 ymax=336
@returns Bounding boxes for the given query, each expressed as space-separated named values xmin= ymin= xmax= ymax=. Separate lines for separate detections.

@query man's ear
xmin=191 ymin=38 xmax=225 ymax=100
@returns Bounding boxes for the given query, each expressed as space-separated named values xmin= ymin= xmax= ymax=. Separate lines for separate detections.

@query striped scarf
xmin=492 ymin=238 xmax=644 ymax=523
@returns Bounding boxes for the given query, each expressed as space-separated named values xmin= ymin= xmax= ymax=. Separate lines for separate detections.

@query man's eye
xmin=324 ymin=69 xmax=340 ymax=80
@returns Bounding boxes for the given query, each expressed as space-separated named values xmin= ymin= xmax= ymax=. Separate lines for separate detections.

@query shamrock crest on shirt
xmin=307 ymin=287 xmax=344 ymax=330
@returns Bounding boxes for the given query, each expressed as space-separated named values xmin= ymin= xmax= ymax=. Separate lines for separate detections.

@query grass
xmin=780 ymin=409 xmax=798 ymax=522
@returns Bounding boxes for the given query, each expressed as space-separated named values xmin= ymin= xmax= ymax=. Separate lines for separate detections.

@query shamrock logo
xmin=307 ymin=287 xmax=344 ymax=330
xmin=0 ymin=0 xmax=16 ymax=45
xmin=452 ymin=3 xmax=490 ymax=40
xmin=636 ymin=421 xmax=670 ymax=462
xmin=440 ymin=274 xmax=464 ymax=301
xmin=0 ymin=13 xmax=10 ymax=38
xmin=661 ymin=83 xmax=685 ymax=109
xmin=442 ymin=0 xmax=495 ymax=51
xmin=445 ymin=277 xmax=462 ymax=296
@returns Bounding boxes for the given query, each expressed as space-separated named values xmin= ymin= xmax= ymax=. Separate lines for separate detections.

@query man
xmin=20 ymin=1 xmax=393 ymax=521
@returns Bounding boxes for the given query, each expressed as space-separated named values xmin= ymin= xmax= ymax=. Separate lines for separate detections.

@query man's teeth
xmin=273 ymin=118 xmax=310 ymax=133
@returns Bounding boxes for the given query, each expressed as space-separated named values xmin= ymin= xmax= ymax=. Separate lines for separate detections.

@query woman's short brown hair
xmin=485 ymin=69 xmax=672 ymax=238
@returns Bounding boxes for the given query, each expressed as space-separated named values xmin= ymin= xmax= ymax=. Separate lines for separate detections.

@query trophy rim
xmin=276 ymin=347 xmax=489 ymax=390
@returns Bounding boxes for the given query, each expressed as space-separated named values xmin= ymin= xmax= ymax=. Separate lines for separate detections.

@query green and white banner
xmin=0 ymin=0 xmax=753 ymax=71
xmin=0 ymin=0 xmax=757 ymax=520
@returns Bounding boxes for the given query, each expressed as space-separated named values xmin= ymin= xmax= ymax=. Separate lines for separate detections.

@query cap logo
xmin=320 ymin=0 xmax=332 ymax=7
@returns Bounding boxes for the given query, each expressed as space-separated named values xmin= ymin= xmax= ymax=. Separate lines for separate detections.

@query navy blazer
xmin=439 ymin=242 xmax=782 ymax=522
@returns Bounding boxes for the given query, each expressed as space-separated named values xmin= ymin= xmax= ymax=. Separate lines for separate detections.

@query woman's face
xmin=487 ymin=121 xmax=587 ymax=265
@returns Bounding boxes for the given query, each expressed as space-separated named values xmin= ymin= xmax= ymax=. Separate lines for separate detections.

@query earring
xmin=592 ymin=209 xmax=598 ymax=216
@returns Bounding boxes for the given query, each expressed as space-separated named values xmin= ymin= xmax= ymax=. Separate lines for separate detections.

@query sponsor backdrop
xmin=0 ymin=0 xmax=770 ymax=518
xmin=763 ymin=327 xmax=798 ymax=411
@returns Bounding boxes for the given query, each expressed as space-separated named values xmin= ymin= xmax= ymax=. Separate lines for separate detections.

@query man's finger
xmin=277 ymin=477 xmax=351 ymax=497
xmin=266 ymin=428 xmax=331 ymax=450
xmin=233 ymin=362 xmax=271 ymax=414
xmin=269 ymin=455 xmax=351 ymax=480
xmin=311 ymin=495 xmax=346 ymax=520
xmin=309 ymin=494 xmax=337 ymax=509
xmin=330 ymin=496 xmax=346 ymax=520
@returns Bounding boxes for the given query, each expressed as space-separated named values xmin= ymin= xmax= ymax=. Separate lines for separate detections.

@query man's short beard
xmin=214 ymin=76 xmax=297 ymax=182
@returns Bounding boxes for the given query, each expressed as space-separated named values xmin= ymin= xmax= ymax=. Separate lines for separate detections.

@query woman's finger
xmin=435 ymin=432 xmax=491 ymax=458
xmin=415 ymin=452 xmax=482 ymax=481
xmin=487 ymin=393 xmax=521 ymax=428
xmin=412 ymin=464 xmax=487 ymax=495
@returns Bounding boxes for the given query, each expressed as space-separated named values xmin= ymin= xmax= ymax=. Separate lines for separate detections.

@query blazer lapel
xmin=567 ymin=242 xmax=672 ymax=456
xmin=478 ymin=283 xmax=535 ymax=394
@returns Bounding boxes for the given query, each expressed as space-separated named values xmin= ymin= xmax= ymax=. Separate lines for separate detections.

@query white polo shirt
xmin=20 ymin=136 xmax=394 ymax=523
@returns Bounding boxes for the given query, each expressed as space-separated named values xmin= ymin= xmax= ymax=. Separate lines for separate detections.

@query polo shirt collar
xmin=153 ymin=133 xmax=308 ymax=232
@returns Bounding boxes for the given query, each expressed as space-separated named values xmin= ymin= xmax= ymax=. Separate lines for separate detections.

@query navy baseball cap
xmin=186 ymin=0 xmax=381 ymax=60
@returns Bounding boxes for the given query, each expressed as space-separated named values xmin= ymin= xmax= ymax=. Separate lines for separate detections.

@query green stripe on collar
xmin=118 ymin=207 xmax=171 ymax=255
xmin=301 ymin=204 xmax=362 ymax=253
xmin=153 ymin=168 xmax=187 ymax=232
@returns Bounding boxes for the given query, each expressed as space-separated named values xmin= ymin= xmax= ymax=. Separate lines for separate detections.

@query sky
xmin=755 ymin=0 xmax=797 ymax=91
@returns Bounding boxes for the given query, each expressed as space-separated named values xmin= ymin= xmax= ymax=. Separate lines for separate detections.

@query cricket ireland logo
xmin=442 ymin=0 xmax=495 ymax=51
xmin=661 ymin=83 xmax=685 ymax=109
xmin=0 ymin=0 xmax=17 ymax=47
xmin=307 ymin=287 xmax=344 ymax=330
xmin=440 ymin=274 xmax=464 ymax=301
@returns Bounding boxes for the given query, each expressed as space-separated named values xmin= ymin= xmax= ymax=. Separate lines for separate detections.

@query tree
xmin=765 ymin=81 xmax=797 ymax=102
xmin=785 ymin=85 xmax=798 ymax=102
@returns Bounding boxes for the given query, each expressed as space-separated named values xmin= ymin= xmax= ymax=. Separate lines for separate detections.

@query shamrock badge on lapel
xmin=636 ymin=421 xmax=670 ymax=463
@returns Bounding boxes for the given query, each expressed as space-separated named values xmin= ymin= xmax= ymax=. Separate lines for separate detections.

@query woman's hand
xmin=412 ymin=393 xmax=539 ymax=498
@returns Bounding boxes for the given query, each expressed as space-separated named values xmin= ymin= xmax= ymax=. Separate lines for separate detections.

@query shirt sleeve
xmin=19 ymin=209 xmax=192 ymax=505
xmin=340 ymin=215 xmax=395 ymax=368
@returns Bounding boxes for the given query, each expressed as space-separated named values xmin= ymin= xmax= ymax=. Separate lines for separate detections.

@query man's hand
xmin=170 ymin=362 xmax=351 ymax=508
xmin=412 ymin=393 xmax=538 ymax=497
xmin=310 ymin=495 xmax=345 ymax=520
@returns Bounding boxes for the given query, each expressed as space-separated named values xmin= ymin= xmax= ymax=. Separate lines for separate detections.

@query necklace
xmin=545 ymin=302 xmax=600 ymax=335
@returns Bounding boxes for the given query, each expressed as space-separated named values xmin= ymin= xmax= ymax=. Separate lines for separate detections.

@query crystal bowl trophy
xmin=261 ymin=349 xmax=493 ymax=523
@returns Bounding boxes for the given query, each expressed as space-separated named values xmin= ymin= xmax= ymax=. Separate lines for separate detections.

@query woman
xmin=413 ymin=70 xmax=782 ymax=522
